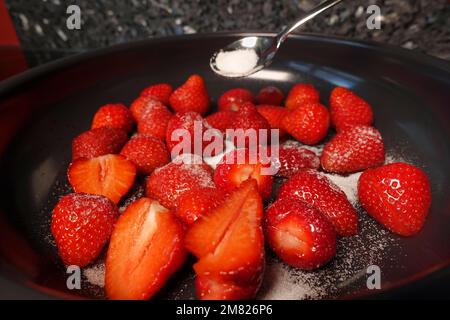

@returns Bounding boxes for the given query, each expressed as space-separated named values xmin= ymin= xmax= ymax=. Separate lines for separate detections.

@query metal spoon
xmin=210 ymin=0 xmax=343 ymax=78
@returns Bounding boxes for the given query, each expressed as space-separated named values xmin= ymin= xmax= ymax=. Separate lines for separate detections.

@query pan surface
xmin=0 ymin=33 xmax=449 ymax=299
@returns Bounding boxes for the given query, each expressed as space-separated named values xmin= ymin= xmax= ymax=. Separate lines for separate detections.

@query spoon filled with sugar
xmin=210 ymin=0 xmax=343 ymax=78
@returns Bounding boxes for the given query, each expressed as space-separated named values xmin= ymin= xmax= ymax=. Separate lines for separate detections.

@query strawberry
xmin=140 ymin=83 xmax=173 ymax=105
xmin=321 ymin=125 xmax=385 ymax=174
xmin=72 ymin=127 xmax=128 ymax=161
xmin=120 ymin=134 xmax=170 ymax=175
xmin=285 ymin=83 xmax=320 ymax=110
xmin=91 ymin=103 xmax=134 ymax=133
xmin=256 ymin=86 xmax=284 ymax=105
xmin=169 ymin=74 xmax=210 ymax=115
xmin=68 ymin=154 xmax=136 ymax=204
xmin=51 ymin=193 xmax=118 ymax=267
xmin=205 ymin=110 xmax=235 ymax=133
xmin=185 ymin=179 xmax=264 ymax=299
xmin=136 ymin=101 xmax=173 ymax=141
xmin=146 ymin=157 xmax=215 ymax=209
xmin=218 ymin=88 xmax=254 ymax=112
xmin=329 ymin=87 xmax=374 ymax=132
xmin=230 ymin=102 xmax=272 ymax=148
xmin=281 ymin=102 xmax=330 ymax=145
xmin=256 ymin=105 xmax=287 ymax=139
xmin=358 ymin=162 xmax=431 ymax=236
xmin=265 ymin=199 xmax=336 ymax=270
xmin=130 ymin=95 xmax=167 ymax=122
xmin=275 ymin=144 xmax=320 ymax=178
xmin=214 ymin=149 xmax=273 ymax=201
xmin=278 ymin=169 xmax=358 ymax=236
xmin=175 ymin=187 xmax=223 ymax=225
xmin=106 ymin=198 xmax=186 ymax=300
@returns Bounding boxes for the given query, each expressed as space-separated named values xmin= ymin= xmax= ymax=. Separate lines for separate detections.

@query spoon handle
xmin=276 ymin=0 xmax=343 ymax=45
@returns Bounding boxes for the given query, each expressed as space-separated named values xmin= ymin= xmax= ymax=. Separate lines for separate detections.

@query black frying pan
xmin=0 ymin=33 xmax=449 ymax=300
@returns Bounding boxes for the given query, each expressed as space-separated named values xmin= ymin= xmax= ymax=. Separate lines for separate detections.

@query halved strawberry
xmin=186 ymin=179 xmax=264 ymax=298
xmin=358 ymin=162 xmax=431 ymax=236
xmin=120 ymin=134 xmax=170 ymax=175
xmin=285 ymin=83 xmax=320 ymax=110
xmin=218 ymin=88 xmax=254 ymax=112
xmin=175 ymin=187 xmax=223 ymax=225
xmin=140 ymin=83 xmax=173 ymax=105
xmin=265 ymin=199 xmax=336 ymax=270
xmin=278 ymin=169 xmax=358 ymax=236
xmin=256 ymin=105 xmax=287 ymax=139
xmin=195 ymin=275 xmax=261 ymax=300
xmin=205 ymin=110 xmax=235 ymax=134
xmin=146 ymin=157 xmax=215 ymax=209
xmin=329 ymin=87 xmax=374 ymax=132
xmin=136 ymin=99 xmax=172 ymax=140
xmin=169 ymin=74 xmax=210 ymax=115
xmin=275 ymin=144 xmax=320 ymax=177
xmin=281 ymin=102 xmax=330 ymax=145
xmin=68 ymin=154 xmax=136 ymax=204
xmin=72 ymin=127 xmax=128 ymax=161
xmin=256 ymin=86 xmax=284 ymax=106
xmin=51 ymin=193 xmax=118 ymax=267
xmin=91 ymin=103 xmax=134 ymax=133
xmin=106 ymin=198 xmax=186 ymax=300
xmin=321 ymin=125 xmax=385 ymax=174
xmin=214 ymin=149 xmax=273 ymax=201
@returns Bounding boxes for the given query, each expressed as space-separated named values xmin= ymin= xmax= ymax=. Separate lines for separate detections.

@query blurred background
xmin=0 ymin=0 xmax=449 ymax=72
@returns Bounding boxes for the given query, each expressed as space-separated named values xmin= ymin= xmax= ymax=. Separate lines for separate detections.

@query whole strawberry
xmin=330 ymin=87 xmax=374 ymax=132
xmin=321 ymin=126 xmax=385 ymax=174
xmin=358 ymin=162 xmax=431 ymax=236
xmin=120 ymin=134 xmax=170 ymax=175
xmin=169 ymin=74 xmax=210 ymax=115
xmin=218 ymin=88 xmax=254 ymax=112
xmin=51 ymin=193 xmax=118 ymax=267
xmin=278 ymin=169 xmax=358 ymax=236
xmin=281 ymin=102 xmax=330 ymax=145
xmin=256 ymin=105 xmax=287 ymax=139
xmin=140 ymin=83 xmax=173 ymax=105
xmin=72 ymin=127 xmax=128 ymax=161
xmin=205 ymin=110 xmax=235 ymax=134
xmin=256 ymin=86 xmax=284 ymax=105
xmin=285 ymin=83 xmax=320 ymax=110
xmin=275 ymin=144 xmax=320 ymax=177
xmin=91 ymin=103 xmax=134 ymax=133
xmin=136 ymin=99 xmax=173 ymax=140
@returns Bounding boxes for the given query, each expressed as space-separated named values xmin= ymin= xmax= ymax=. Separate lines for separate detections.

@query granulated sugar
xmin=83 ymin=262 xmax=105 ymax=288
xmin=215 ymin=49 xmax=259 ymax=76
xmin=324 ymin=172 xmax=362 ymax=206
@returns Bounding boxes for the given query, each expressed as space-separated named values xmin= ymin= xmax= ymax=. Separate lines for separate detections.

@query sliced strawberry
xmin=214 ymin=149 xmax=273 ymax=201
xmin=285 ymin=83 xmax=320 ymax=110
xmin=51 ymin=193 xmax=118 ymax=267
xmin=256 ymin=105 xmax=287 ymax=139
xmin=186 ymin=179 xmax=264 ymax=298
xmin=145 ymin=157 xmax=215 ymax=209
xmin=205 ymin=110 xmax=235 ymax=134
xmin=140 ymin=83 xmax=173 ymax=105
xmin=106 ymin=198 xmax=186 ymax=300
xmin=68 ymin=154 xmax=136 ymax=204
xmin=281 ymin=102 xmax=330 ymax=145
xmin=278 ymin=169 xmax=358 ymax=236
xmin=120 ymin=134 xmax=170 ymax=175
xmin=329 ymin=87 xmax=374 ymax=132
xmin=358 ymin=162 xmax=431 ymax=236
xmin=195 ymin=275 xmax=261 ymax=300
xmin=135 ymin=99 xmax=172 ymax=140
xmin=91 ymin=103 xmax=134 ymax=133
xmin=72 ymin=127 xmax=128 ymax=161
xmin=169 ymin=74 xmax=210 ymax=115
xmin=275 ymin=144 xmax=320 ymax=177
xmin=230 ymin=102 xmax=272 ymax=148
xmin=265 ymin=199 xmax=336 ymax=270
xmin=175 ymin=187 xmax=223 ymax=225
xmin=321 ymin=125 xmax=385 ymax=174
xmin=256 ymin=86 xmax=284 ymax=105
xmin=218 ymin=88 xmax=254 ymax=112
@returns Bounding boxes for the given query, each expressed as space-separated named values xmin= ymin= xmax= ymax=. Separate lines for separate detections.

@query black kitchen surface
xmin=4 ymin=0 xmax=450 ymax=67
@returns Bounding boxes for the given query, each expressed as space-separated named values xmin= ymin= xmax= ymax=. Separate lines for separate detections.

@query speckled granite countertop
xmin=5 ymin=0 xmax=450 ymax=66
